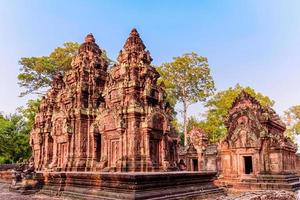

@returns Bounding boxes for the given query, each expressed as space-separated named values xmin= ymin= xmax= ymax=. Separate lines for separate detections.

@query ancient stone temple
xmin=179 ymin=127 xmax=218 ymax=172
xmin=216 ymin=91 xmax=300 ymax=191
xmin=28 ymin=29 xmax=224 ymax=199
xmin=30 ymin=29 xmax=178 ymax=172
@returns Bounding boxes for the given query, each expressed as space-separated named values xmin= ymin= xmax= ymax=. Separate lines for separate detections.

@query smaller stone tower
xmin=30 ymin=33 xmax=108 ymax=171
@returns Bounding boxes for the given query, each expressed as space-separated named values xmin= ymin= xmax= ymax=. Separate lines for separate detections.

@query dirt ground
xmin=0 ymin=183 xmax=71 ymax=200
xmin=0 ymin=183 xmax=298 ymax=200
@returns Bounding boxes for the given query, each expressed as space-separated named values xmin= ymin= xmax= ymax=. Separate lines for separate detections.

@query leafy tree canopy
xmin=17 ymin=42 xmax=112 ymax=97
xmin=0 ymin=114 xmax=31 ymax=164
xmin=18 ymin=99 xmax=41 ymax=131
xmin=157 ymin=52 xmax=215 ymax=106
xmin=157 ymin=52 xmax=215 ymax=145
xmin=283 ymin=105 xmax=300 ymax=140
xmin=18 ymin=42 xmax=80 ymax=96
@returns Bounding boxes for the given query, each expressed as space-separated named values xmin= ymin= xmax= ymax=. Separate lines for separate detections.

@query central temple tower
xmin=91 ymin=29 xmax=178 ymax=172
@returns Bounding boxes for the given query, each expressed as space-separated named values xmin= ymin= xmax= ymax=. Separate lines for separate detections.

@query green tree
xmin=18 ymin=42 xmax=112 ymax=97
xmin=199 ymin=84 xmax=274 ymax=142
xmin=18 ymin=42 xmax=80 ymax=96
xmin=157 ymin=52 xmax=215 ymax=145
xmin=283 ymin=105 xmax=300 ymax=140
xmin=187 ymin=116 xmax=202 ymax=133
xmin=0 ymin=114 xmax=31 ymax=163
xmin=18 ymin=99 xmax=41 ymax=131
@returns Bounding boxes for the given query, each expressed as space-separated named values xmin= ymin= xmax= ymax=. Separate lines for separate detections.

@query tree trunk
xmin=183 ymin=99 xmax=188 ymax=146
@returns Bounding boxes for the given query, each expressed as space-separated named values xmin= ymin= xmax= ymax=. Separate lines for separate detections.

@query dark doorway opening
xmin=48 ymin=136 xmax=53 ymax=164
xmin=192 ymin=159 xmax=198 ymax=171
xmin=95 ymin=135 xmax=101 ymax=162
xmin=150 ymin=139 xmax=160 ymax=165
xmin=244 ymin=156 xmax=253 ymax=174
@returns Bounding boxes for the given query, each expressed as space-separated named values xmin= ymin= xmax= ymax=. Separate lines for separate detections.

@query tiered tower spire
xmin=117 ymin=28 xmax=152 ymax=65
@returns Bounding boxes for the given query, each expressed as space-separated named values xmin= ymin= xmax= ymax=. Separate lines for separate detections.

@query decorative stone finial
xmin=85 ymin=33 xmax=95 ymax=43
xmin=123 ymin=28 xmax=145 ymax=50
xmin=117 ymin=28 xmax=152 ymax=65
xmin=130 ymin=28 xmax=138 ymax=36
xmin=77 ymin=33 xmax=102 ymax=55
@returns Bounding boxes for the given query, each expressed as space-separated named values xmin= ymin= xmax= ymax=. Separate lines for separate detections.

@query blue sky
xmin=0 ymin=0 xmax=299 ymax=119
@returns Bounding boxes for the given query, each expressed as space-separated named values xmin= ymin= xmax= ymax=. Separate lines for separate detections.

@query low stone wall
xmin=0 ymin=164 xmax=17 ymax=171
xmin=0 ymin=171 xmax=12 ymax=184
xmin=0 ymin=164 xmax=16 ymax=184
xmin=36 ymin=171 xmax=224 ymax=200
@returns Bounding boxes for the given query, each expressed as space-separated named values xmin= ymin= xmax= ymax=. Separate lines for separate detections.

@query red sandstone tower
xmin=30 ymin=33 xmax=108 ymax=171
xmin=30 ymin=29 xmax=178 ymax=172
xmin=91 ymin=29 xmax=178 ymax=172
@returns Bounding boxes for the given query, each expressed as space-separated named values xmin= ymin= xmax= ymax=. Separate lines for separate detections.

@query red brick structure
xmin=216 ymin=91 xmax=300 ymax=191
xmin=30 ymin=29 xmax=178 ymax=172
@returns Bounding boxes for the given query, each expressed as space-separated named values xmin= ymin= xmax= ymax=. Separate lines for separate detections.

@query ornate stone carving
xmin=30 ymin=29 xmax=178 ymax=172
xmin=217 ymin=91 xmax=299 ymax=191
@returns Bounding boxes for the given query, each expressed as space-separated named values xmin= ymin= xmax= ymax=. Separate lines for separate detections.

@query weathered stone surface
xmin=30 ymin=29 xmax=178 ymax=172
xmin=0 ymin=171 xmax=12 ymax=184
xmin=0 ymin=164 xmax=18 ymax=171
xmin=216 ymin=190 xmax=296 ymax=200
xmin=9 ymin=160 xmax=40 ymax=194
xmin=216 ymin=91 xmax=300 ymax=191
xmin=36 ymin=171 xmax=223 ymax=200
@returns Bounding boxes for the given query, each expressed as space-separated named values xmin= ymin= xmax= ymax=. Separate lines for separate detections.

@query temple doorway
xmin=149 ymin=114 xmax=165 ymax=168
xmin=244 ymin=156 xmax=253 ymax=174
xmin=192 ymin=159 xmax=198 ymax=171
xmin=150 ymin=139 xmax=160 ymax=165
xmin=110 ymin=139 xmax=119 ymax=168
xmin=47 ymin=136 xmax=53 ymax=164
xmin=95 ymin=134 xmax=101 ymax=162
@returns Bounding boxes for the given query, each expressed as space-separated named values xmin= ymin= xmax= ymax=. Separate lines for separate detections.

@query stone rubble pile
xmin=216 ymin=190 xmax=296 ymax=200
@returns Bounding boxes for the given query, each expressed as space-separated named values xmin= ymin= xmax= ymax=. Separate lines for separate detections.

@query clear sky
xmin=0 ymin=0 xmax=299 ymax=119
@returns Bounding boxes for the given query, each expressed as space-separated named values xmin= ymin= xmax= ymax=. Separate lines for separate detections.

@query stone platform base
xmin=215 ymin=174 xmax=300 ymax=192
xmin=36 ymin=171 xmax=224 ymax=200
